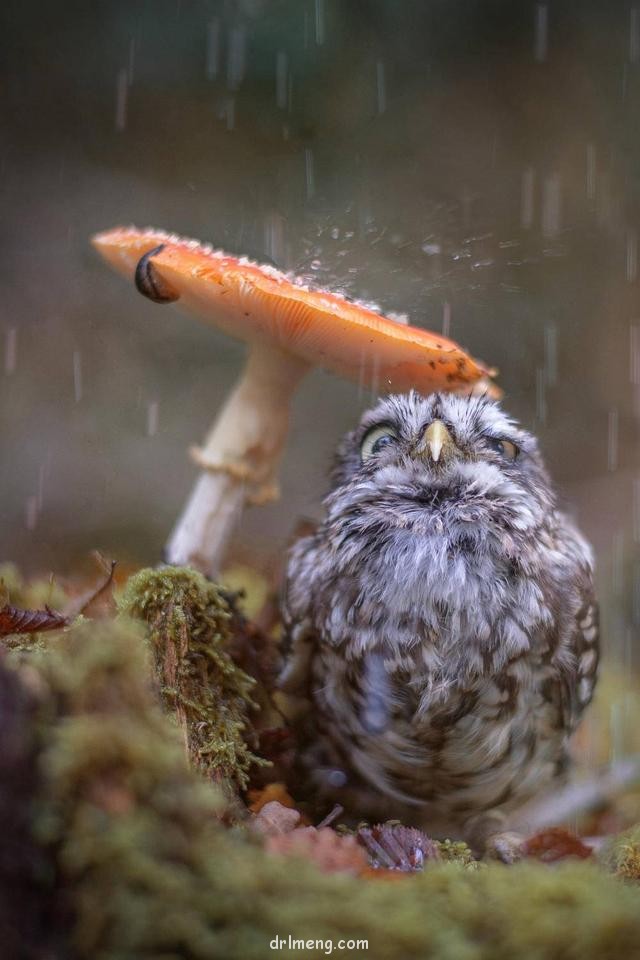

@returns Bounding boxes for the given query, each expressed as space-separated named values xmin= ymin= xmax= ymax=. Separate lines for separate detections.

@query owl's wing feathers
xmin=543 ymin=516 xmax=600 ymax=737
xmin=279 ymin=533 xmax=321 ymax=699
xmin=278 ymin=618 xmax=317 ymax=697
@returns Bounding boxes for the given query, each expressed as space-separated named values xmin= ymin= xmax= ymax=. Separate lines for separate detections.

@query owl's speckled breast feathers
xmin=280 ymin=392 xmax=598 ymax=843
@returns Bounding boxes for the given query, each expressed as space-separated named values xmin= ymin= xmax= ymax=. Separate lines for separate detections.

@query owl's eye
xmin=360 ymin=424 xmax=399 ymax=461
xmin=484 ymin=436 xmax=520 ymax=461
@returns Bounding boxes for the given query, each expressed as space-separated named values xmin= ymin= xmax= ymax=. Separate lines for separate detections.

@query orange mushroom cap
xmin=92 ymin=225 xmax=492 ymax=393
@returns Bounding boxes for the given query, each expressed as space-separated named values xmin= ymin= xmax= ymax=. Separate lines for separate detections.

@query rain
xmin=2 ymin=2 xmax=640 ymax=945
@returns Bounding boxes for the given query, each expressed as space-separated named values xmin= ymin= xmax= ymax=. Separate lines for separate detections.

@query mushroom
xmin=92 ymin=226 xmax=495 ymax=577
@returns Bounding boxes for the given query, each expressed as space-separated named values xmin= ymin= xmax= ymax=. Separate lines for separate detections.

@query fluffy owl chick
xmin=280 ymin=391 xmax=599 ymax=851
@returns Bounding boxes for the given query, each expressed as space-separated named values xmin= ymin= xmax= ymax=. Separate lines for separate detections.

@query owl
xmin=280 ymin=391 xmax=599 ymax=852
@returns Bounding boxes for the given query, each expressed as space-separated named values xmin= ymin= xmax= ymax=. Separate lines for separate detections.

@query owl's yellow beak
xmin=414 ymin=420 xmax=456 ymax=463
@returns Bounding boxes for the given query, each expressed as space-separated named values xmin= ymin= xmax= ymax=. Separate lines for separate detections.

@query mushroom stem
xmin=165 ymin=341 xmax=310 ymax=577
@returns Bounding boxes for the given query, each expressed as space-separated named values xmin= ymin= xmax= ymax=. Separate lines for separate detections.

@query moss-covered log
xmin=1 ymin=617 xmax=640 ymax=959
xmin=119 ymin=566 xmax=265 ymax=794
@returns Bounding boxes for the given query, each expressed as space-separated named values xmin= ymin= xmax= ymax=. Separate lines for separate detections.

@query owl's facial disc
xmin=331 ymin=392 xmax=553 ymax=543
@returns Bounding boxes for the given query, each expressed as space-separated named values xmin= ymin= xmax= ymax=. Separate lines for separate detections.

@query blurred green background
xmin=0 ymin=0 xmax=639 ymax=671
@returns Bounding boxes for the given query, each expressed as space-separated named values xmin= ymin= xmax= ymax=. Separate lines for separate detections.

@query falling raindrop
xmin=442 ymin=302 xmax=451 ymax=338
xmin=376 ymin=60 xmax=386 ymax=115
xmin=304 ymin=147 xmax=315 ymax=200
xmin=206 ymin=19 xmax=220 ymax=79
xmin=115 ymin=68 xmax=128 ymax=132
xmin=276 ymin=50 xmax=288 ymax=109
xmin=541 ymin=173 xmax=561 ymax=239
xmin=607 ymin=407 xmax=618 ymax=471
xmin=612 ymin=530 xmax=624 ymax=595
xmin=544 ymin=323 xmax=557 ymax=387
xmin=264 ymin=211 xmax=286 ymax=266
xmin=626 ymin=229 xmax=637 ymax=283
xmin=37 ymin=461 xmax=47 ymax=511
xmin=25 ymin=495 xmax=38 ymax=531
xmin=533 ymin=4 xmax=548 ymax=62
xmin=73 ymin=350 xmax=83 ymax=404
xmin=536 ymin=367 xmax=547 ymax=423
xmin=5 ymin=327 xmax=17 ymax=375
xmin=633 ymin=477 xmax=640 ymax=543
xmin=630 ymin=323 xmax=640 ymax=385
xmin=633 ymin=560 xmax=640 ymax=622
xmin=147 ymin=400 xmax=159 ymax=437
xmin=521 ymin=167 xmax=535 ymax=229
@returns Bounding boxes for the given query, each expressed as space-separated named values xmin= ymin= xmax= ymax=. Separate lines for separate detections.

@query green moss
xmin=2 ymin=618 xmax=640 ymax=959
xmin=0 ymin=562 xmax=67 ymax=611
xmin=118 ymin=566 xmax=265 ymax=793
xmin=0 ymin=570 xmax=640 ymax=960
xmin=437 ymin=838 xmax=480 ymax=869
xmin=0 ymin=617 xmax=640 ymax=960
xmin=602 ymin=825 xmax=640 ymax=882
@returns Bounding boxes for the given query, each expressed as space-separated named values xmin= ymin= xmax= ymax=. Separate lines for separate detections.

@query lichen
xmin=118 ymin=566 xmax=266 ymax=793
xmin=2 ymin=619 xmax=640 ymax=959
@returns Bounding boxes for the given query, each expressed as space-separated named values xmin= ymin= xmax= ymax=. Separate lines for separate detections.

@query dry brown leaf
xmin=0 ymin=604 xmax=68 ymax=637
xmin=523 ymin=827 xmax=593 ymax=862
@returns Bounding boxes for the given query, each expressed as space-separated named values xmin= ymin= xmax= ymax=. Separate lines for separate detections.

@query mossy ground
xmin=1 ymin=566 xmax=640 ymax=959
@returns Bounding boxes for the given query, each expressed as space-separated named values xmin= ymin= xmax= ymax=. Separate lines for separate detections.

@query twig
xmin=317 ymin=804 xmax=344 ymax=829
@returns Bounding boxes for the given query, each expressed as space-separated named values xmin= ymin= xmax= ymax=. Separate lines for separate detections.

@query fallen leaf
xmin=0 ymin=604 xmax=68 ymax=637
xmin=523 ymin=828 xmax=593 ymax=862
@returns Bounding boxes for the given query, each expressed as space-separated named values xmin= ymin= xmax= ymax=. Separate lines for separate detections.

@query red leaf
xmin=523 ymin=828 xmax=593 ymax=862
